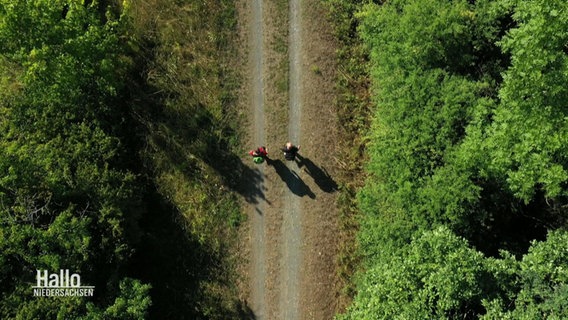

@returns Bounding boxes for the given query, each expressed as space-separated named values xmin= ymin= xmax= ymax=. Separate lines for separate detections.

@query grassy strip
xmin=321 ymin=0 xmax=372 ymax=312
xmin=128 ymin=0 xmax=242 ymax=242
xmin=124 ymin=0 xmax=249 ymax=317
xmin=265 ymin=0 xmax=291 ymax=145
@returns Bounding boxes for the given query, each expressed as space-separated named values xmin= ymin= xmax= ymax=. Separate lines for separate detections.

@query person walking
xmin=249 ymin=146 xmax=268 ymax=164
xmin=281 ymin=142 xmax=300 ymax=161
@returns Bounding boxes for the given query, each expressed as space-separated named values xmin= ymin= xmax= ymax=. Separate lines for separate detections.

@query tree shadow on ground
xmin=126 ymin=42 xmax=255 ymax=319
xmin=129 ymin=186 xmax=254 ymax=319
xmin=131 ymin=88 xmax=268 ymax=206
xmin=267 ymin=158 xmax=315 ymax=199
xmin=128 ymin=110 xmax=260 ymax=318
xmin=296 ymin=154 xmax=338 ymax=193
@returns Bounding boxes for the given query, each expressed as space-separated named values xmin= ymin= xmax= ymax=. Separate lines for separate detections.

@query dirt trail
xmin=241 ymin=0 xmax=340 ymax=319
xmin=279 ymin=0 xmax=302 ymax=318
xmin=249 ymin=0 xmax=267 ymax=318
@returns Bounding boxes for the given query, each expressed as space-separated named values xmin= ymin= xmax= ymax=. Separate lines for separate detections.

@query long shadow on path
xmin=240 ymin=163 xmax=270 ymax=207
xmin=296 ymin=154 xmax=338 ymax=193
xmin=267 ymin=158 xmax=315 ymax=199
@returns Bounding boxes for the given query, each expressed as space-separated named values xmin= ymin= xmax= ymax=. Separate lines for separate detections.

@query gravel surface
xmin=241 ymin=0 xmax=341 ymax=318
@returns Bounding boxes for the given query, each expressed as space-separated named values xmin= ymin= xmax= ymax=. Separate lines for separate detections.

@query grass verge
xmin=321 ymin=0 xmax=372 ymax=312
xmin=124 ymin=0 xmax=250 ymax=317
xmin=265 ymin=0 xmax=291 ymax=144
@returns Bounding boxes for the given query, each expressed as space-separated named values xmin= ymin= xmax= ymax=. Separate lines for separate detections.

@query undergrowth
xmin=322 ymin=0 xmax=372 ymax=312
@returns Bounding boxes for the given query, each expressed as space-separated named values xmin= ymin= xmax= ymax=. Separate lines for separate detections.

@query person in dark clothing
xmin=281 ymin=142 xmax=300 ymax=161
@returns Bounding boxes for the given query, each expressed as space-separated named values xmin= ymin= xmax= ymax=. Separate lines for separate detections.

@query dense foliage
xmin=0 ymin=0 xmax=244 ymax=318
xmin=0 ymin=0 xmax=149 ymax=317
xmin=337 ymin=0 xmax=568 ymax=318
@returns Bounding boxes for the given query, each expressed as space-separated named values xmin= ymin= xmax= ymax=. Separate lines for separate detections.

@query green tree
xmin=483 ymin=231 xmax=568 ymax=319
xmin=357 ymin=0 xmax=505 ymax=240
xmin=82 ymin=278 xmax=152 ymax=320
xmin=0 ymin=0 xmax=150 ymax=317
xmin=341 ymin=227 xmax=491 ymax=319
xmin=484 ymin=0 xmax=568 ymax=202
xmin=349 ymin=0 xmax=568 ymax=318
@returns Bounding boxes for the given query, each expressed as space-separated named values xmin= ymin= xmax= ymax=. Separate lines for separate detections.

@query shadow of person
xmin=237 ymin=160 xmax=270 ymax=207
xmin=267 ymin=158 xmax=315 ymax=199
xmin=296 ymin=154 xmax=338 ymax=193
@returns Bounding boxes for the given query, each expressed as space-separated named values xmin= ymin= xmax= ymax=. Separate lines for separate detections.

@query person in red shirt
xmin=249 ymin=146 xmax=268 ymax=164
xmin=249 ymin=146 xmax=268 ymax=157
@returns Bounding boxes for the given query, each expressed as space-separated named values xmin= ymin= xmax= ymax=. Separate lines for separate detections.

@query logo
xmin=32 ymin=269 xmax=95 ymax=297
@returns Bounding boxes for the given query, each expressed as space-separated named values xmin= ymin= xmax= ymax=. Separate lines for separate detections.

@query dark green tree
xmin=347 ymin=0 xmax=568 ymax=318
xmin=0 ymin=0 xmax=150 ymax=317
xmin=483 ymin=231 xmax=568 ymax=319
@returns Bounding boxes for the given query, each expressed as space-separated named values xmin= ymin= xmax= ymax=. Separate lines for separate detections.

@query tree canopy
xmin=339 ymin=0 xmax=568 ymax=318
xmin=0 ymin=0 xmax=152 ymax=318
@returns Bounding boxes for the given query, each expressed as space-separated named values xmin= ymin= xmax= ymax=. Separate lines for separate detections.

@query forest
xmin=328 ymin=0 xmax=568 ymax=318
xmin=2 ymin=0 xmax=568 ymax=318
xmin=0 ymin=0 xmax=247 ymax=318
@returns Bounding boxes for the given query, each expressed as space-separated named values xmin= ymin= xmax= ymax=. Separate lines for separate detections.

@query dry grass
xmin=127 ymin=0 xmax=241 ymax=245
xmin=124 ymin=0 xmax=249 ymax=317
xmin=320 ymin=0 xmax=373 ymax=313
xmin=264 ymin=0 xmax=291 ymax=145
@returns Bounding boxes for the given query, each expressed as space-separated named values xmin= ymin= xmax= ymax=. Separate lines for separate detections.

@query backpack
xmin=253 ymin=156 xmax=265 ymax=164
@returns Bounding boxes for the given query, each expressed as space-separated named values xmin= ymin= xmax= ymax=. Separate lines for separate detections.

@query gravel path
xmin=244 ymin=0 xmax=339 ymax=318
xmin=279 ymin=0 xmax=302 ymax=319
xmin=250 ymin=0 xmax=267 ymax=318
